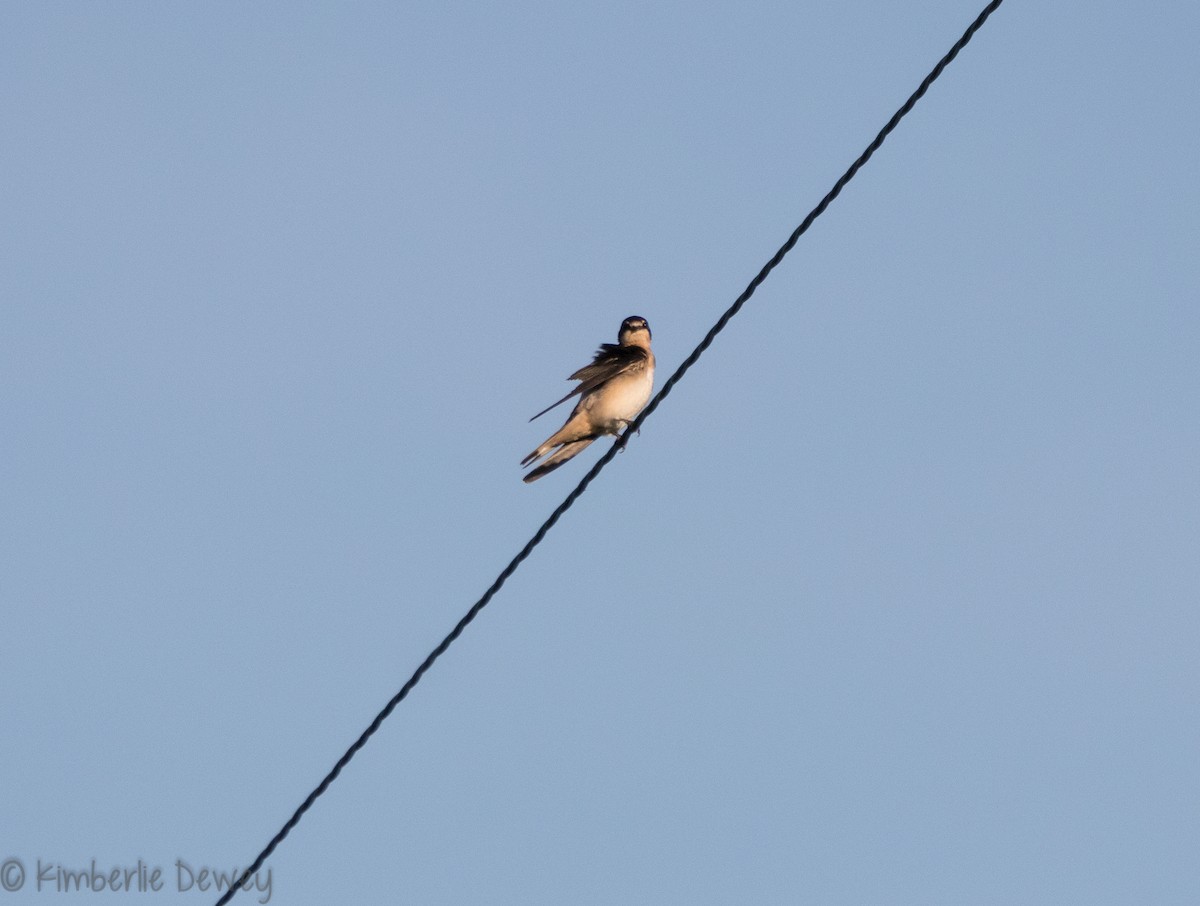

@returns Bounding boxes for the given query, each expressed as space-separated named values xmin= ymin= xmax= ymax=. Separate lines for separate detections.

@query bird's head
xmin=618 ymin=316 xmax=651 ymax=348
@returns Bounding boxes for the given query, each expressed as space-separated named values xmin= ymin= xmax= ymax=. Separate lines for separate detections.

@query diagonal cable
xmin=216 ymin=1 xmax=1004 ymax=901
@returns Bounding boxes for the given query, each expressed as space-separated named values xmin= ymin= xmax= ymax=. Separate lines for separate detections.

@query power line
xmin=215 ymin=1 xmax=1006 ymax=902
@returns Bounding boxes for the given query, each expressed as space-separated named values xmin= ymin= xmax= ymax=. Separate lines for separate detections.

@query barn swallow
xmin=521 ymin=316 xmax=655 ymax=483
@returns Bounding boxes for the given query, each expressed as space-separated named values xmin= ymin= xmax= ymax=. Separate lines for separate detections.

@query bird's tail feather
xmin=520 ymin=439 xmax=556 ymax=467
xmin=522 ymin=438 xmax=596 ymax=483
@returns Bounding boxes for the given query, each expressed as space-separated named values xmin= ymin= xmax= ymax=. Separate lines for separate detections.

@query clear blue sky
xmin=4 ymin=2 xmax=1198 ymax=903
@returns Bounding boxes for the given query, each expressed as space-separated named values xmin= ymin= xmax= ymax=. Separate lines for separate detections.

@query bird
xmin=521 ymin=316 xmax=655 ymax=483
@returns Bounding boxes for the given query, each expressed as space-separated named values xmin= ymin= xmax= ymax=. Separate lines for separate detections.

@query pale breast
xmin=583 ymin=360 xmax=654 ymax=433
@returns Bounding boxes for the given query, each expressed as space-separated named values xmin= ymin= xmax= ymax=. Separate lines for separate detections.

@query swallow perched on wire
xmin=521 ymin=316 xmax=655 ymax=483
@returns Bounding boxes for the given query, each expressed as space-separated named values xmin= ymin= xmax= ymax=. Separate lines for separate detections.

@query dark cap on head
xmin=620 ymin=316 xmax=650 ymax=339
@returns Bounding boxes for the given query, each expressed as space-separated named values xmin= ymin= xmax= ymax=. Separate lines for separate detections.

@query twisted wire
xmin=216 ymin=2 xmax=1005 ymax=901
